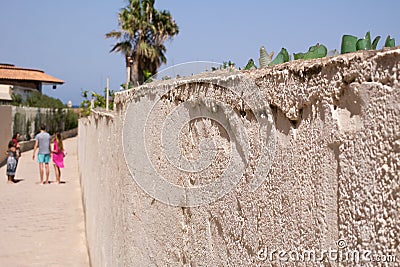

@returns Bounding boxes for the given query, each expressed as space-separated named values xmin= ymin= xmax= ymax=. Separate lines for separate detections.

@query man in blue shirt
xmin=32 ymin=124 xmax=51 ymax=184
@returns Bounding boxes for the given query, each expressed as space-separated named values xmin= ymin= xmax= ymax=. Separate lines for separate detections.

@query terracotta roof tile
xmin=0 ymin=64 xmax=64 ymax=84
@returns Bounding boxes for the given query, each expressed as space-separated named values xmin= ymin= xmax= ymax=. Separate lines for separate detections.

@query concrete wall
xmin=79 ymin=48 xmax=400 ymax=266
xmin=0 ymin=105 xmax=13 ymax=165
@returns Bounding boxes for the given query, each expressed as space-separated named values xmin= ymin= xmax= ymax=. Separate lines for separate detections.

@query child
xmin=51 ymin=132 xmax=65 ymax=184
xmin=12 ymin=132 xmax=21 ymax=172
xmin=6 ymin=141 xmax=19 ymax=183
xmin=12 ymin=132 xmax=21 ymax=157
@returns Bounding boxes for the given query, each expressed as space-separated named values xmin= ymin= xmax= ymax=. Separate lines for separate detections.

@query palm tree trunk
xmin=130 ymin=61 xmax=139 ymax=87
xmin=130 ymin=61 xmax=145 ymax=86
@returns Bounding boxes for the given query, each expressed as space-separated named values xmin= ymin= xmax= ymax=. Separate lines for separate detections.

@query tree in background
xmin=105 ymin=0 xmax=179 ymax=87
xmin=11 ymin=91 xmax=65 ymax=109
xmin=80 ymin=89 xmax=115 ymax=116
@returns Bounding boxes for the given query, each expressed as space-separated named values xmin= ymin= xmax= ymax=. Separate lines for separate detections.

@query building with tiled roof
xmin=0 ymin=63 xmax=64 ymax=104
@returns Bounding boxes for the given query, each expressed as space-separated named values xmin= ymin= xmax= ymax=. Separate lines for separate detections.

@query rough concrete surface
xmin=79 ymin=48 xmax=399 ymax=266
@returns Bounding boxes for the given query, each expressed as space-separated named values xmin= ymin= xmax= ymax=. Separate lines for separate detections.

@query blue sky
xmin=0 ymin=0 xmax=399 ymax=105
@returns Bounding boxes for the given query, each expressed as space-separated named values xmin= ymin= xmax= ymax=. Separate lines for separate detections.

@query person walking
xmin=32 ymin=124 xmax=51 ymax=184
xmin=11 ymin=132 xmax=21 ymax=173
xmin=6 ymin=141 xmax=19 ymax=184
xmin=51 ymin=132 xmax=65 ymax=184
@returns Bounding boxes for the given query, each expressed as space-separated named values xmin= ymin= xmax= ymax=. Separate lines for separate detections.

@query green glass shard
xmin=244 ymin=59 xmax=257 ymax=70
xmin=385 ymin=35 xmax=395 ymax=47
xmin=269 ymin=48 xmax=289 ymax=66
xmin=293 ymin=52 xmax=305 ymax=60
xmin=341 ymin=35 xmax=358 ymax=54
xmin=356 ymin=39 xmax=369 ymax=50
xmin=304 ymin=44 xmax=327 ymax=59
xmin=356 ymin=31 xmax=372 ymax=50
xmin=372 ymin=36 xmax=381 ymax=49
xmin=365 ymin=31 xmax=372 ymax=49
xmin=294 ymin=44 xmax=327 ymax=60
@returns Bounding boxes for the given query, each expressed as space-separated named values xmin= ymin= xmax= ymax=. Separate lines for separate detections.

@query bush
xmin=65 ymin=110 xmax=78 ymax=130
xmin=11 ymin=94 xmax=23 ymax=106
xmin=11 ymin=92 xmax=66 ymax=109
xmin=80 ymin=89 xmax=114 ymax=116
xmin=24 ymin=91 xmax=66 ymax=109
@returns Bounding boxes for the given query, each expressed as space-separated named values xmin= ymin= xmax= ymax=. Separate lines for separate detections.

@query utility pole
xmin=125 ymin=56 xmax=133 ymax=90
xmin=106 ymin=77 xmax=109 ymax=111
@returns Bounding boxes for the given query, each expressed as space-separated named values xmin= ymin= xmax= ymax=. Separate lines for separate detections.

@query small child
xmin=51 ymin=132 xmax=65 ymax=184
xmin=6 ymin=141 xmax=18 ymax=183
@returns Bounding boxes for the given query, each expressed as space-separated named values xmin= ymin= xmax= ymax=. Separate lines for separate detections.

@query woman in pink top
xmin=51 ymin=132 xmax=64 ymax=184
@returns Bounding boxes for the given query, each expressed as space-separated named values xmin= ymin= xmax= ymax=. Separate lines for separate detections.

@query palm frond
xmin=110 ymin=41 xmax=132 ymax=54
xmin=106 ymin=0 xmax=179 ymax=85
xmin=105 ymin=30 xmax=122 ymax=39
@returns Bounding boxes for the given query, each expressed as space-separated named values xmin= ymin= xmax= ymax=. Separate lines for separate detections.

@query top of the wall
xmin=114 ymin=47 xmax=399 ymax=120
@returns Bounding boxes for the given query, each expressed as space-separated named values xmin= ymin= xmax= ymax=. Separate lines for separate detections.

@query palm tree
xmin=105 ymin=0 xmax=179 ymax=87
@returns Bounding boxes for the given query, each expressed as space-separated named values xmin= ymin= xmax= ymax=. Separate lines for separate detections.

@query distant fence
xmin=10 ymin=106 xmax=78 ymax=140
